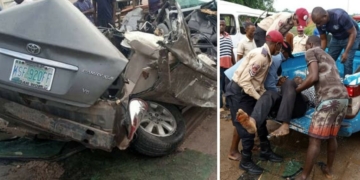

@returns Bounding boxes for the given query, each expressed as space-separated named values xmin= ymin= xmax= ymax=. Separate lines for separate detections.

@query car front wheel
xmin=131 ymin=101 xmax=185 ymax=157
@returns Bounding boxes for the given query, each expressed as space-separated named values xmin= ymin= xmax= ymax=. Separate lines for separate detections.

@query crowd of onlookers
xmin=0 ymin=0 xmax=137 ymax=28
xmin=73 ymin=0 xmax=117 ymax=28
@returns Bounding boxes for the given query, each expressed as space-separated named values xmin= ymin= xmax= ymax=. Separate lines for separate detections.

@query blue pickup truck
xmin=281 ymin=50 xmax=360 ymax=137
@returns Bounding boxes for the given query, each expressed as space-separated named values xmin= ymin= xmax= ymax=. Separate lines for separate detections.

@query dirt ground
xmin=0 ymin=107 xmax=217 ymax=180
xmin=220 ymin=109 xmax=360 ymax=180
xmin=181 ymin=108 xmax=217 ymax=180
xmin=1 ymin=161 xmax=64 ymax=180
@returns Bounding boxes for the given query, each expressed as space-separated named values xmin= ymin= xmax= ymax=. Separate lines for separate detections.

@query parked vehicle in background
xmin=219 ymin=0 xmax=274 ymax=57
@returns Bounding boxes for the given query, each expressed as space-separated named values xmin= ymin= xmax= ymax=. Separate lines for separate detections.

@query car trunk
xmin=0 ymin=0 xmax=128 ymax=108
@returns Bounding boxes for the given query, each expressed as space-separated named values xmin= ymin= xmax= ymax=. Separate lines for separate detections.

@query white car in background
xmin=219 ymin=0 xmax=275 ymax=58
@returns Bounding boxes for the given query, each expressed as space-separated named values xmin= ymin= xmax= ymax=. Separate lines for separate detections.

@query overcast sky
xmin=273 ymin=0 xmax=360 ymax=15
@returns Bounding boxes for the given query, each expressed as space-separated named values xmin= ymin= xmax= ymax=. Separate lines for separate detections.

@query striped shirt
xmin=220 ymin=32 xmax=233 ymax=68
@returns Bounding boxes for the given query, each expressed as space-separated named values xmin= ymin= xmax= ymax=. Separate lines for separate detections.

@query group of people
xmin=0 ymin=0 xmax=117 ymax=28
xmin=220 ymin=6 xmax=359 ymax=180
xmin=73 ymin=0 xmax=117 ymax=27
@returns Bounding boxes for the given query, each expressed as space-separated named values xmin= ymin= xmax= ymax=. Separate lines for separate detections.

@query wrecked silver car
xmin=0 ymin=0 xmax=216 ymax=156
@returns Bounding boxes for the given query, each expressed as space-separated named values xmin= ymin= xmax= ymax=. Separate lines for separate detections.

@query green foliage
xmin=224 ymin=0 xmax=275 ymax=12
xmin=282 ymin=8 xmax=293 ymax=13
xmin=304 ymin=24 xmax=316 ymax=36
xmin=289 ymin=24 xmax=316 ymax=36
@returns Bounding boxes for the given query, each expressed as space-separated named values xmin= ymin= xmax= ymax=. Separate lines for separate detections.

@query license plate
xmin=9 ymin=59 xmax=55 ymax=91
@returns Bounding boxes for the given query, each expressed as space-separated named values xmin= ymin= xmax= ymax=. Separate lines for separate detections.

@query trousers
xmin=251 ymin=79 xmax=308 ymax=128
xmin=225 ymin=81 xmax=269 ymax=153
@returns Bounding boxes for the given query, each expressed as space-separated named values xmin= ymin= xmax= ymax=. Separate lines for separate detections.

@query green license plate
xmin=9 ymin=59 xmax=55 ymax=91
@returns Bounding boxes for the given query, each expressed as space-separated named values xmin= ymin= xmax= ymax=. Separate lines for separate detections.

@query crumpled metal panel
xmin=119 ymin=7 xmax=143 ymax=32
xmin=133 ymin=49 xmax=217 ymax=107
xmin=158 ymin=1 xmax=217 ymax=81
xmin=130 ymin=1 xmax=216 ymax=107
xmin=0 ymin=98 xmax=116 ymax=151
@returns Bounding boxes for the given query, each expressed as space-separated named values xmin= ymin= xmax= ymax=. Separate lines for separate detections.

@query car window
xmin=221 ymin=14 xmax=236 ymax=35
xmin=238 ymin=15 xmax=263 ymax=35
xmin=177 ymin=0 xmax=212 ymax=9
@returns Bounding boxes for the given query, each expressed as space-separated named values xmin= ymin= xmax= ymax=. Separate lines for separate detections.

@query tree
xmin=282 ymin=8 xmax=293 ymax=13
xmin=224 ymin=0 xmax=275 ymax=12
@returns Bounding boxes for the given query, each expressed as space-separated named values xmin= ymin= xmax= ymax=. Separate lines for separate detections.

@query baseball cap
xmin=266 ymin=30 xmax=287 ymax=48
xmin=295 ymin=8 xmax=309 ymax=27
xmin=282 ymin=41 xmax=294 ymax=58
xmin=297 ymin=25 xmax=304 ymax=31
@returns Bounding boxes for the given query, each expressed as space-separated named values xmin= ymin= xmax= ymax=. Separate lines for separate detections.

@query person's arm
xmin=339 ymin=12 xmax=357 ymax=62
xmin=83 ymin=9 xmax=94 ymax=15
xmin=230 ymin=37 xmax=236 ymax=65
xmin=266 ymin=13 xmax=289 ymax=34
xmin=258 ymin=57 xmax=269 ymax=96
xmin=237 ymin=54 xmax=243 ymax=61
xmin=296 ymin=50 xmax=319 ymax=93
xmin=83 ymin=9 xmax=94 ymax=14
xmin=316 ymin=26 xmax=328 ymax=50
xmin=320 ymin=34 xmax=328 ymax=50
xmin=259 ymin=82 xmax=267 ymax=96
xmin=83 ymin=0 xmax=94 ymax=15
xmin=289 ymin=34 xmax=294 ymax=51
xmin=235 ymin=55 xmax=265 ymax=100
xmin=231 ymin=48 xmax=236 ymax=65
xmin=286 ymin=33 xmax=294 ymax=51
xmin=237 ymin=41 xmax=244 ymax=61
xmin=341 ymin=26 xmax=357 ymax=63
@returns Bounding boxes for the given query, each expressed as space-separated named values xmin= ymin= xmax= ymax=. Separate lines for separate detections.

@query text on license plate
xmin=9 ymin=59 xmax=55 ymax=91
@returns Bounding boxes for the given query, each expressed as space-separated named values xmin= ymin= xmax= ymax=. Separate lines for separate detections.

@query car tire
xmin=132 ymin=101 xmax=185 ymax=157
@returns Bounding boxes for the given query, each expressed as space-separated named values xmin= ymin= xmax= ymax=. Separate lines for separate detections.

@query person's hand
xmin=277 ymin=76 xmax=288 ymax=86
xmin=341 ymin=52 xmax=349 ymax=63
xmin=293 ymin=76 xmax=303 ymax=86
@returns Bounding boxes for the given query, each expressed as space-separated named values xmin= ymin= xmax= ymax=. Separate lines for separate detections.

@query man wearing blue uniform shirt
xmin=312 ymin=7 xmax=360 ymax=76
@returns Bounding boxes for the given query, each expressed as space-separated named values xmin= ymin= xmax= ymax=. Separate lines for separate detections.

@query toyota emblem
xmin=26 ymin=43 xmax=41 ymax=55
